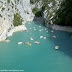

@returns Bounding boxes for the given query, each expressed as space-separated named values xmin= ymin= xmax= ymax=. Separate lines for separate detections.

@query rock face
xmin=31 ymin=0 xmax=72 ymax=32
xmin=43 ymin=0 xmax=63 ymax=24
xmin=30 ymin=0 xmax=63 ymax=24
xmin=0 ymin=0 xmax=34 ymax=41
xmin=0 ymin=0 xmax=72 ymax=41
xmin=46 ymin=24 xmax=72 ymax=32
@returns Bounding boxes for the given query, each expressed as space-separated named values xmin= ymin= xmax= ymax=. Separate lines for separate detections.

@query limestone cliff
xmin=30 ymin=0 xmax=63 ymax=24
xmin=0 ymin=0 xmax=34 ymax=41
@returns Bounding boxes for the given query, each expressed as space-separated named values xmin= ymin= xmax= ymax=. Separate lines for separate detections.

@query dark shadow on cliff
xmin=53 ymin=0 xmax=72 ymax=27
xmin=46 ymin=29 xmax=72 ymax=58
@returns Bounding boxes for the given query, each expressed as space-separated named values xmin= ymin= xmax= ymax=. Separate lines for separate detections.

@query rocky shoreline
xmin=45 ymin=23 xmax=72 ymax=32
xmin=7 ymin=25 xmax=27 ymax=37
xmin=35 ymin=17 xmax=72 ymax=32
xmin=0 ymin=25 xmax=27 ymax=42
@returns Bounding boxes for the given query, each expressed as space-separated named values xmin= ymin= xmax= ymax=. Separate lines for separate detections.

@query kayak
xmin=55 ymin=46 xmax=59 ymax=50
xmin=28 ymin=44 xmax=32 ymax=45
xmin=25 ymin=43 xmax=32 ymax=45
xmin=18 ymin=42 xmax=22 ymax=44
xmin=34 ymin=41 xmax=40 ymax=44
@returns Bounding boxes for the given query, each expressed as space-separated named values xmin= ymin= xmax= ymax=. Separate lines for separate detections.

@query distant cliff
xmin=30 ymin=0 xmax=72 ymax=27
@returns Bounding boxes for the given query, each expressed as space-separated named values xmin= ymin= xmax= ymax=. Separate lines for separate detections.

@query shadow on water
xmin=33 ymin=17 xmax=46 ymax=27
xmin=47 ymin=30 xmax=72 ymax=58
xmin=33 ymin=18 xmax=72 ymax=58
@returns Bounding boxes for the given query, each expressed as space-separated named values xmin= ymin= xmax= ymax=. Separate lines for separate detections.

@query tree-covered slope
xmin=30 ymin=0 xmax=72 ymax=27
xmin=53 ymin=0 xmax=72 ymax=26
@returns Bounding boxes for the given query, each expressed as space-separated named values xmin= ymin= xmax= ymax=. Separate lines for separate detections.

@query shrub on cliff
xmin=31 ymin=0 xmax=72 ymax=27
xmin=1 ymin=7 xmax=5 ymax=12
xmin=30 ymin=0 xmax=40 ymax=4
xmin=7 ymin=0 xmax=10 ymax=3
xmin=13 ymin=13 xmax=23 ymax=26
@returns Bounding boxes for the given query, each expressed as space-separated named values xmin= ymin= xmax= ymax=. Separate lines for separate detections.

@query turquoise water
xmin=0 ymin=19 xmax=72 ymax=72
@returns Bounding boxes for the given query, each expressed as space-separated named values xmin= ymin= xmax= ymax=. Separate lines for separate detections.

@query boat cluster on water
xmin=17 ymin=21 xmax=59 ymax=49
xmin=18 ymin=37 xmax=40 ymax=46
xmin=2 ymin=21 xmax=59 ymax=50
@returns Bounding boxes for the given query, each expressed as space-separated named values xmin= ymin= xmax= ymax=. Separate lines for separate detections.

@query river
xmin=0 ymin=18 xmax=72 ymax=72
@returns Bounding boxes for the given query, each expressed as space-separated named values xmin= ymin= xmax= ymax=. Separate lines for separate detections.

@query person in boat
xmin=25 ymin=42 xmax=29 ymax=44
xmin=34 ymin=41 xmax=40 ymax=44
xmin=25 ymin=42 xmax=32 ymax=45
xmin=30 ymin=37 xmax=33 ymax=40
xmin=41 ymin=29 xmax=43 ymax=31
xmin=52 ymin=36 xmax=56 ymax=38
xmin=21 ymin=30 xmax=23 ymax=32
xmin=55 ymin=46 xmax=59 ymax=50
xmin=25 ymin=29 xmax=28 ymax=32
xmin=51 ymin=30 xmax=54 ymax=32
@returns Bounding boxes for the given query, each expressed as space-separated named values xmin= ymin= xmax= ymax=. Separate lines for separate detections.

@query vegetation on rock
xmin=13 ymin=13 xmax=23 ymax=26
xmin=8 ymin=28 xmax=11 ymax=32
xmin=1 ymin=7 xmax=5 ymax=12
xmin=32 ymin=7 xmax=42 ymax=17
xmin=31 ymin=0 xmax=72 ymax=26
xmin=0 ymin=14 xmax=2 ymax=17
xmin=53 ymin=0 xmax=72 ymax=26
xmin=30 ymin=0 xmax=35 ymax=4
